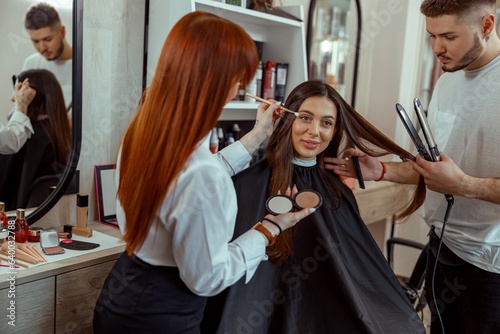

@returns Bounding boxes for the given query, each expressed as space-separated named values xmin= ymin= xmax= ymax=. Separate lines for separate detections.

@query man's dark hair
xmin=421 ymin=0 xmax=496 ymax=18
xmin=24 ymin=2 xmax=61 ymax=30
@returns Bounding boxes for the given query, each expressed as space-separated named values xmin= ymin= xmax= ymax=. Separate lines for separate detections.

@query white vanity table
xmin=0 ymin=222 xmax=124 ymax=333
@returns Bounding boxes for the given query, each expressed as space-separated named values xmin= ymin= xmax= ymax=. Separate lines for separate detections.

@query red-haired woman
xmin=93 ymin=11 xmax=313 ymax=333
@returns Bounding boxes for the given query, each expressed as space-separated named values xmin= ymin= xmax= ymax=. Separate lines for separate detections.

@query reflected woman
xmin=204 ymin=80 xmax=426 ymax=334
xmin=0 ymin=69 xmax=71 ymax=210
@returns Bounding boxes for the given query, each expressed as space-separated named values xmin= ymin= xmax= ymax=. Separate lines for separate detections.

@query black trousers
xmin=426 ymin=229 xmax=500 ymax=334
xmin=93 ymin=252 xmax=207 ymax=334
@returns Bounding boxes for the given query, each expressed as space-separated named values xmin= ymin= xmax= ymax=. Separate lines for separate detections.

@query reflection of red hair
xmin=119 ymin=11 xmax=258 ymax=255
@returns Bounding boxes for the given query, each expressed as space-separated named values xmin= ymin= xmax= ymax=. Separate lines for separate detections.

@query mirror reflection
xmin=0 ymin=0 xmax=73 ymax=212
xmin=307 ymin=0 xmax=360 ymax=106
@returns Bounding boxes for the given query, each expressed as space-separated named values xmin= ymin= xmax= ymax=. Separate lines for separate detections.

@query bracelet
xmin=262 ymin=217 xmax=282 ymax=234
xmin=252 ymin=222 xmax=277 ymax=246
xmin=375 ymin=161 xmax=386 ymax=182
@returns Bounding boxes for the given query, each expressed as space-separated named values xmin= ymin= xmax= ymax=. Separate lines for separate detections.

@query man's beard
xmin=47 ymin=37 xmax=65 ymax=61
xmin=441 ymin=33 xmax=483 ymax=72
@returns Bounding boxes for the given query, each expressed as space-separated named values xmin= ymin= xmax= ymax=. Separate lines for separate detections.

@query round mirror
xmin=0 ymin=0 xmax=82 ymax=224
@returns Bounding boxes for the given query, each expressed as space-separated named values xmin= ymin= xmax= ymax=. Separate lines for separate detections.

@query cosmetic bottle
xmin=0 ymin=228 xmax=8 ymax=244
xmin=238 ymin=81 xmax=246 ymax=101
xmin=0 ymin=202 xmax=7 ymax=228
xmin=226 ymin=133 xmax=235 ymax=147
xmin=76 ymin=193 xmax=89 ymax=228
xmin=232 ymin=123 xmax=241 ymax=141
xmin=217 ymin=128 xmax=225 ymax=151
xmin=14 ymin=208 xmax=28 ymax=243
xmin=256 ymin=61 xmax=263 ymax=98
xmin=263 ymin=61 xmax=276 ymax=100
xmin=275 ymin=63 xmax=289 ymax=102
xmin=246 ymin=71 xmax=258 ymax=102
xmin=209 ymin=128 xmax=219 ymax=153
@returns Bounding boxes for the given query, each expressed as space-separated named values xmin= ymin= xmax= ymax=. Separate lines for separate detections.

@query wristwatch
xmin=252 ymin=222 xmax=277 ymax=246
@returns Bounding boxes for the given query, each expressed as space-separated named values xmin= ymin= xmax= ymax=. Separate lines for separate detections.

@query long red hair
xmin=119 ymin=11 xmax=258 ymax=255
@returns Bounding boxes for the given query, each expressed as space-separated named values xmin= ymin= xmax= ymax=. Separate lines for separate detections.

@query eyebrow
xmin=426 ymin=29 xmax=458 ymax=36
xmin=298 ymin=109 xmax=336 ymax=121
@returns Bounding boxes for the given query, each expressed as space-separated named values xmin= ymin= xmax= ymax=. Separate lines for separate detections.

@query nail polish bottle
xmin=14 ymin=208 xmax=28 ymax=243
xmin=0 ymin=202 xmax=7 ymax=228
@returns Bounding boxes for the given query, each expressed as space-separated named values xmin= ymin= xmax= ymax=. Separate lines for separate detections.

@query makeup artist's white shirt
xmin=0 ymin=110 xmax=34 ymax=154
xmin=117 ymin=138 xmax=267 ymax=296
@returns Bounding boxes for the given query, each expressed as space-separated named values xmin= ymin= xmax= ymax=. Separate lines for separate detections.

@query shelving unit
xmin=147 ymin=0 xmax=308 ymax=121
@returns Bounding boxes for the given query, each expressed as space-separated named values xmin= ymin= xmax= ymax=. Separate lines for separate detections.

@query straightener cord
xmin=431 ymin=194 xmax=454 ymax=334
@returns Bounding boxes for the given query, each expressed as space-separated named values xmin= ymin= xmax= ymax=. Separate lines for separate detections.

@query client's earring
xmin=485 ymin=35 xmax=490 ymax=43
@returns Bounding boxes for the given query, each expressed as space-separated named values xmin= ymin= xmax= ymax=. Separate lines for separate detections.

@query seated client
xmin=203 ymin=80 xmax=426 ymax=334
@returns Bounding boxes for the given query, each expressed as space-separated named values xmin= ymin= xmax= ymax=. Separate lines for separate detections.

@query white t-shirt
xmin=424 ymin=55 xmax=500 ymax=274
xmin=22 ymin=53 xmax=72 ymax=110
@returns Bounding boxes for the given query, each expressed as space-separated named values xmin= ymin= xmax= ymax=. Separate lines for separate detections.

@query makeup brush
xmin=245 ymin=93 xmax=298 ymax=117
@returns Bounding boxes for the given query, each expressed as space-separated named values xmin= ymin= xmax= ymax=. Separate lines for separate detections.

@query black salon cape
xmin=0 ymin=121 xmax=61 ymax=211
xmin=202 ymin=159 xmax=425 ymax=334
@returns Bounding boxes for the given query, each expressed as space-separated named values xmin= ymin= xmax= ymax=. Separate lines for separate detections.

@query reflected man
xmin=22 ymin=2 xmax=72 ymax=113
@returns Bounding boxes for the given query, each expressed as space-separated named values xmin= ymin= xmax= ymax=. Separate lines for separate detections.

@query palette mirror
xmin=0 ymin=0 xmax=82 ymax=224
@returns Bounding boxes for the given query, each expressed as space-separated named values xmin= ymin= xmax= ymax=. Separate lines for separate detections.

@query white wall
xmin=35 ymin=0 xmax=145 ymax=229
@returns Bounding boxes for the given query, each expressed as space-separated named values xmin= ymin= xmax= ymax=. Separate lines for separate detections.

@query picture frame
xmin=94 ymin=164 xmax=118 ymax=227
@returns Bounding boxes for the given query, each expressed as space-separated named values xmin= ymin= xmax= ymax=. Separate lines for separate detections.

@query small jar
xmin=0 ymin=228 xmax=8 ymax=244
xmin=28 ymin=227 xmax=43 ymax=243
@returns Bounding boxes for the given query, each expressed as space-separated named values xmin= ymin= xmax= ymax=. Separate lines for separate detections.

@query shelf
xmin=220 ymin=102 xmax=258 ymax=121
xmin=194 ymin=1 xmax=303 ymax=28
xmin=148 ymin=0 xmax=307 ymax=122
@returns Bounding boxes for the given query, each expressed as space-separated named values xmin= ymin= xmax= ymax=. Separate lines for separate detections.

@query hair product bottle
xmin=14 ymin=208 xmax=28 ymax=243
xmin=275 ymin=63 xmax=289 ymax=102
xmin=263 ymin=61 xmax=276 ymax=100
xmin=256 ymin=60 xmax=263 ymax=98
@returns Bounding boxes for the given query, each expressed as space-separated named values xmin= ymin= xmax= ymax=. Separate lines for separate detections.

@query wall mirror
xmin=0 ymin=0 xmax=82 ymax=224
xmin=307 ymin=0 xmax=361 ymax=107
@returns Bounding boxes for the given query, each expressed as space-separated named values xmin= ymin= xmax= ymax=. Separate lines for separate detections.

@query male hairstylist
xmin=325 ymin=0 xmax=500 ymax=333
xmin=22 ymin=2 xmax=72 ymax=112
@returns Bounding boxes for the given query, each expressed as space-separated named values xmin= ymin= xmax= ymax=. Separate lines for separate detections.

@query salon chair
xmin=386 ymin=236 xmax=429 ymax=313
